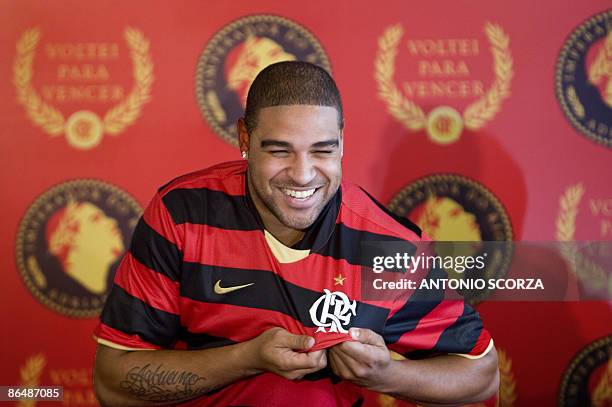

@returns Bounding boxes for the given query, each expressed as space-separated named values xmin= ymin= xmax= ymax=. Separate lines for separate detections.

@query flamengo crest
xmin=309 ymin=289 xmax=357 ymax=333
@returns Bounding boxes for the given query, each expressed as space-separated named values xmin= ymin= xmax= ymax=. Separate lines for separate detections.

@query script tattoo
xmin=119 ymin=364 xmax=207 ymax=402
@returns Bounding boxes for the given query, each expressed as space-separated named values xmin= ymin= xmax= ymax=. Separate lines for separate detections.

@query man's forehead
xmin=251 ymin=105 xmax=342 ymax=143
xmin=255 ymin=104 xmax=340 ymax=124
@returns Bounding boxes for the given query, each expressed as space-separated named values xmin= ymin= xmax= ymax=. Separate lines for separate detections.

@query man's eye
xmin=314 ymin=150 xmax=333 ymax=155
xmin=270 ymin=150 xmax=289 ymax=156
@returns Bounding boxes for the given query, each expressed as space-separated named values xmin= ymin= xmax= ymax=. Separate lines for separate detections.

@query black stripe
xmin=162 ymin=188 xmax=259 ymax=230
xmin=404 ymin=349 xmax=440 ymax=359
xmin=293 ymin=188 xmax=341 ymax=251
xmin=432 ymin=302 xmax=484 ymax=354
xmin=178 ymin=328 xmax=236 ymax=350
xmin=314 ymin=223 xmax=417 ymax=267
xmin=100 ymin=285 xmax=180 ymax=348
xmin=360 ymin=187 xmax=422 ymax=237
xmin=351 ymin=397 xmax=365 ymax=407
xmin=130 ymin=217 xmax=182 ymax=282
xmin=384 ymin=266 xmax=446 ymax=344
xmin=180 ymin=263 xmax=389 ymax=334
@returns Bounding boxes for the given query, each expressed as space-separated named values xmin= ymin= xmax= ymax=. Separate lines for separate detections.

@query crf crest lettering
xmin=309 ymin=289 xmax=356 ymax=333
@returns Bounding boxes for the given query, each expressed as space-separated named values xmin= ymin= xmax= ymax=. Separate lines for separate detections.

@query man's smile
xmin=275 ymin=185 xmax=325 ymax=209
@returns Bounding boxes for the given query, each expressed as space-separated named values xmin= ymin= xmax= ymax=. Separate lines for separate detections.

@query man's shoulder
xmin=157 ymin=160 xmax=247 ymax=198
xmin=340 ymin=181 xmax=425 ymax=242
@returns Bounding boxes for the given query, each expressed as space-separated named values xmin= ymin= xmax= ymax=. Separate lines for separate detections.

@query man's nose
xmin=287 ymin=154 xmax=316 ymax=185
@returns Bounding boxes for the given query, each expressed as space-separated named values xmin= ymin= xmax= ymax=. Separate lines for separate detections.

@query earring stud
xmin=241 ymin=151 xmax=247 ymax=159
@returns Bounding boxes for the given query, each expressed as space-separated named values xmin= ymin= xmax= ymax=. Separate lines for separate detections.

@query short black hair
xmin=244 ymin=61 xmax=344 ymax=133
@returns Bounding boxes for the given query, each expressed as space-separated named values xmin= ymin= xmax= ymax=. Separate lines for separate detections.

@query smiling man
xmin=93 ymin=61 xmax=499 ymax=406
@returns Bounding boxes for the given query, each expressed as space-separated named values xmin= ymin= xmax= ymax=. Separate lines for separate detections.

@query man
xmin=93 ymin=61 xmax=499 ymax=406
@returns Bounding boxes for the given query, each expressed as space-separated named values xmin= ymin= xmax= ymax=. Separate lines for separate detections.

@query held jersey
xmin=93 ymin=160 xmax=493 ymax=406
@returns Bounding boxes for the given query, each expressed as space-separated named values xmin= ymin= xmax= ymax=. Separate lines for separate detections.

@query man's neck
xmin=265 ymin=224 xmax=304 ymax=247
xmin=246 ymin=175 xmax=305 ymax=247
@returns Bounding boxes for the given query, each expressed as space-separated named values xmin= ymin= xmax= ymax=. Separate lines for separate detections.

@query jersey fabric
xmin=93 ymin=160 xmax=492 ymax=406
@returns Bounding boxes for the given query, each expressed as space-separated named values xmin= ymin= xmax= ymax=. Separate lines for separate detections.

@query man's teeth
xmin=282 ymin=188 xmax=316 ymax=199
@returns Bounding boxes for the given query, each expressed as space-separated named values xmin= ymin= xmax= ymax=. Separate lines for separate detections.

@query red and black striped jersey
xmin=94 ymin=160 xmax=492 ymax=406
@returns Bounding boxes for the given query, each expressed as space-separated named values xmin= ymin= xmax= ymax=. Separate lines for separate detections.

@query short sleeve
xmin=93 ymin=193 xmax=183 ymax=350
xmin=383 ymin=266 xmax=493 ymax=359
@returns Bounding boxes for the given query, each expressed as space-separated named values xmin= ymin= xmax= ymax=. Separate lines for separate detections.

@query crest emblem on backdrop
xmin=555 ymin=10 xmax=612 ymax=147
xmin=558 ymin=336 xmax=612 ymax=406
xmin=13 ymin=27 xmax=153 ymax=150
xmin=388 ymin=174 xmax=513 ymax=304
xmin=195 ymin=15 xmax=331 ymax=146
xmin=15 ymin=180 xmax=141 ymax=317
xmin=374 ymin=22 xmax=514 ymax=145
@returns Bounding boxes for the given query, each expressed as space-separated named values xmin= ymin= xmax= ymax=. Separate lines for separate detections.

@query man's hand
xmin=328 ymin=328 xmax=392 ymax=390
xmin=247 ymin=327 xmax=327 ymax=380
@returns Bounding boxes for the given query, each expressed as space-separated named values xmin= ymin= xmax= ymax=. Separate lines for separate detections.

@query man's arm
xmin=329 ymin=328 xmax=499 ymax=406
xmin=94 ymin=328 xmax=327 ymax=407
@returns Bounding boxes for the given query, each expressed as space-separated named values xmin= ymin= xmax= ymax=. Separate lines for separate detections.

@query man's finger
xmin=350 ymin=328 xmax=384 ymax=347
xmin=280 ymin=347 xmax=326 ymax=371
xmin=332 ymin=342 xmax=371 ymax=366
xmin=280 ymin=331 xmax=315 ymax=351
xmin=293 ymin=351 xmax=327 ymax=377
xmin=329 ymin=348 xmax=356 ymax=379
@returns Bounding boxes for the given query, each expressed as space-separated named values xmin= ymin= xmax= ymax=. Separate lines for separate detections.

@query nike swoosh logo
xmin=214 ymin=280 xmax=254 ymax=295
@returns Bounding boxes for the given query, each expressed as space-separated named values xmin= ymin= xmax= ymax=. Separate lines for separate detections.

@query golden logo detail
xmin=17 ymin=353 xmax=98 ymax=406
xmin=213 ymin=280 xmax=255 ymax=295
xmin=388 ymin=174 xmax=513 ymax=304
xmin=555 ymin=11 xmax=612 ymax=147
xmin=196 ymin=14 xmax=331 ymax=146
xmin=13 ymin=27 xmax=153 ymax=150
xmin=374 ymin=22 xmax=513 ymax=144
xmin=15 ymin=180 xmax=141 ymax=318
xmin=17 ymin=353 xmax=45 ymax=407
xmin=588 ymin=30 xmax=612 ymax=108
xmin=226 ymin=36 xmax=298 ymax=107
xmin=555 ymin=183 xmax=611 ymax=296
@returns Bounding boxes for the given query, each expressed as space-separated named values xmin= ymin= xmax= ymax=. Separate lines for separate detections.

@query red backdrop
xmin=1 ymin=1 xmax=610 ymax=405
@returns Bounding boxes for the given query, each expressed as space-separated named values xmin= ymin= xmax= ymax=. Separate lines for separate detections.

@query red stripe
xmin=178 ymin=373 xmax=360 ymax=407
xmin=158 ymin=160 xmax=246 ymax=197
xmin=93 ymin=323 xmax=161 ymax=350
xmin=178 ymin=224 xmax=269 ymax=268
xmin=179 ymin=299 xmax=351 ymax=351
xmin=340 ymin=182 xmax=427 ymax=242
xmin=113 ymin=253 xmax=180 ymax=315
xmin=178 ymin=224 xmax=375 ymax=295
xmin=469 ymin=327 xmax=492 ymax=356
xmin=143 ymin=194 xmax=183 ymax=249
xmin=393 ymin=300 xmax=463 ymax=352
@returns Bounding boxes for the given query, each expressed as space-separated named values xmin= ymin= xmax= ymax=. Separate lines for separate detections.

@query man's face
xmin=242 ymin=105 xmax=343 ymax=231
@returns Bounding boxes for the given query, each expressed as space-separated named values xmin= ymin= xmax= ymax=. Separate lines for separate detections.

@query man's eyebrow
xmin=260 ymin=140 xmax=292 ymax=148
xmin=259 ymin=139 xmax=339 ymax=148
xmin=311 ymin=139 xmax=339 ymax=148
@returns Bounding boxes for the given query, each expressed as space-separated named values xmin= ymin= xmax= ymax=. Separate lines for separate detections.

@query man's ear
xmin=339 ymin=129 xmax=344 ymax=158
xmin=237 ymin=118 xmax=250 ymax=153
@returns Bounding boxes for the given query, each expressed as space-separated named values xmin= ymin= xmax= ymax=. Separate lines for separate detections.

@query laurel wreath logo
xmin=566 ymin=86 xmax=585 ymax=119
xmin=555 ymin=183 xmax=607 ymax=291
xmin=497 ymin=348 xmax=517 ymax=407
xmin=17 ymin=353 xmax=46 ymax=407
xmin=374 ymin=22 xmax=513 ymax=132
xmin=13 ymin=27 xmax=153 ymax=148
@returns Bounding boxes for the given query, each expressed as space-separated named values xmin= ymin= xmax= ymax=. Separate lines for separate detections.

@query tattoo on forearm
xmin=119 ymin=364 xmax=208 ymax=402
